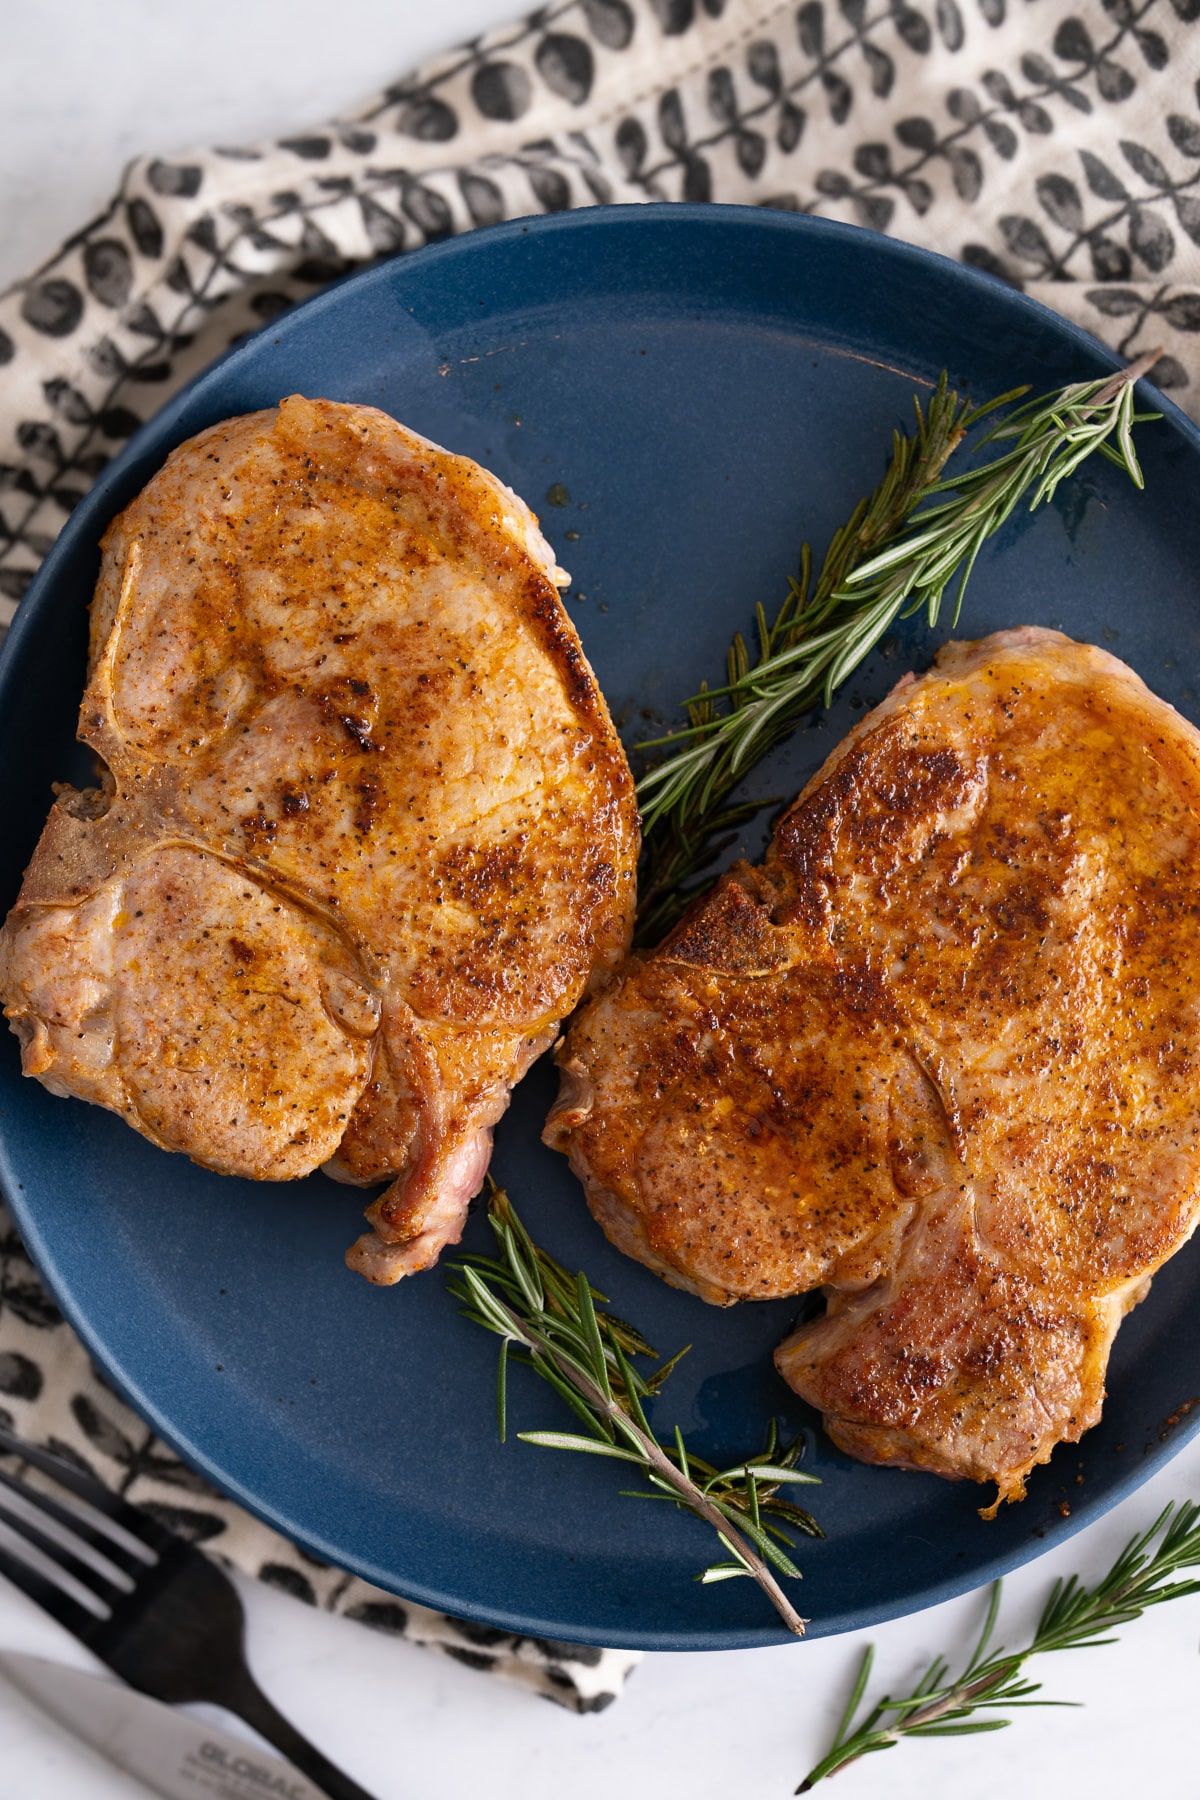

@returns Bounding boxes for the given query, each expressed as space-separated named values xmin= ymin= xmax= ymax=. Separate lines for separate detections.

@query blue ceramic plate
xmin=2 ymin=207 xmax=1199 ymax=1651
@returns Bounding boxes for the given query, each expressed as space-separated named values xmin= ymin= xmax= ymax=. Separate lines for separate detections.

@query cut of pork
xmin=546 ymin=629 xmax=1200 ymax=1507
xmin=2 ymin=397 xmax=638 ymax=1282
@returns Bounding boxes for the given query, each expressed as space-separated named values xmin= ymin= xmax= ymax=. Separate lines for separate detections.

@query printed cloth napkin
xmin=1 ymin=0 xmax=1199 ymax=1708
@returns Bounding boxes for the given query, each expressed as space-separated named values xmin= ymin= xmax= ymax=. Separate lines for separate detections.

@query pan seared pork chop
xmin=546 ymin=629 xmax=1200 ymax=1507
xmin=1 ymin=397 xmax=638 ymax=1283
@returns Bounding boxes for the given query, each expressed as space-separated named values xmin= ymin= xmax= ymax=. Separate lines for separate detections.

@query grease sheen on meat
xmin=1 ymin=397 xmax=638 ymax=1282
xmin=546 ymin=630 xmax=1200 ymax=1508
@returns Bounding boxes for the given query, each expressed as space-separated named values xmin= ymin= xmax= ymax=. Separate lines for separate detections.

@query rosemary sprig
xmin=634 ymin=351 xmax=1161 ymax=943
xmin=798 ymin=1499 xmax=1200 ymax=1790
xmin=447 ymin=1184 xmax=822 ymax=1636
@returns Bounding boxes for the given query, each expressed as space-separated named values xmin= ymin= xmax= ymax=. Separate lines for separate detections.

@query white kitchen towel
xmin=1 ymin=0 xmax=1198 ymax=1707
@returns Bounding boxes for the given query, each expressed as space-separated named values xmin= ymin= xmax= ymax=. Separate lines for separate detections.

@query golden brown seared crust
xmin=1 ymin=396 xmax=638 ymax=1281
xmin=545 ymin=628 xmax=1200 ymax=1504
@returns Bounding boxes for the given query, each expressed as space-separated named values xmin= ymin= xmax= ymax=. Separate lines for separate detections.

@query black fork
xmin=0 ymin=1427 xmax=378 ymax=1800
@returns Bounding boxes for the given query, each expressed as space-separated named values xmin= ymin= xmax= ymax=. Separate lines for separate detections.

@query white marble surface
xmin=1 ymin=3 xmax=1198 ymax=1795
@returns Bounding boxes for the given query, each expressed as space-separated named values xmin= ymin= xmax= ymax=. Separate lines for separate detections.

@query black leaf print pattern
xmin=937 ymin=0 xmax=966 ymax=48
xmin=982 ymin=68 xmax=1051 ymax=133
xmin=651 ymin=0 xmax=695 ymax=29
xmin=748 ymin=39 xmax=782 ymax=92
xmin=863 ymin=42 xmax=896 ymax=95
xmin=822 ymin=68 xmax=854 ymax=122
xmin=1024 ymin=49 xmax=1092 ymax=111
xmin=1122 ymin=138 xmax=1173 ymax=185
xmin=737 ymin=130 xmax=768 ymax=175
xmin=1096 ymin=56 xmax=1136 ymax=100
xmin=1037 ymin=171 xmax=1085 ymax=230
xmin=83 ymin=240 xmax=133 ymax=309
xmin=72 ymin=1392 xmax=137 ymax=1464
xmin=359 ymin=195 xmax=406 ymax=254
xmin=1085 ymin=282 xmax=1144 ymax=311
xmin=394 ymin=94 xmax=459 ymax=141
xmin=949 ymin=142 xmax=984 ymax=198
xmin=709 ymin=65 xmax=738 ymax=121
xmin=616 ymin=115 xmax=649 ymax=175
xmin=985 ymin=115 xmax=1019 ymax=157
xmin=683 ymin=151 xmax=713 ymax=200
xmin=1174 ymin=193 xmax=1200 ymax=243
xmin=344 ymin=1600 xmax=411 ymax=1634
xmin=126 ymin=198 xmax=164 ymax=259
xmin=20 ymin=280 xmax=85 ymax=338
xmin=855 ymin=141 xmax=893 ymax=178
xmin=1169 ymin=112 xmax=1200 ymax=155
xmin=1149 ymin=351 xmax=1187 ymax=384
xmin=897 ymin=113 xmax=936 ymax=148
xmin=279 ymin=136 xmax=333 ymax=160
xmin=1000 ymin=212 xmax=1056 ymax=270
xmin=259 ymin=1562 xmax=319 ymax=1603
xmin=145 ymin=160 xmax=203 ymax=197
xmin=17 ymin=418 xmax=63 ymax=456
xmin=778 ymin=100 xmax=807 ymax=149
xmin=458 ymin=171 xmax=507 ymax=227
xmin=1130 ymin=204 xmax=1175 ymax=268
xmin=583 ymin=0 xmax=637 ymax=46
xmin=401 ymin=178 xmax=454 ymax=238
xmin=1135 ymin=25 xmax=1169 ymax=63
xmin=536 ymin=34 xmax=595 ymax=104
xmin=802 ymin=1 xmax=831 ymax=59
xmin=1089 ymin=232 xmax=1133 ymax=277
xmin=1081 ymin=147 xmax=1129 ymax=197
xmin=43 ymin=379 xmax=93 ymax=424
xmin=1055 ymin=15 xmax=1095 ymax=59
xmin=529 ymin=163 xmax=573 ymax=210
xmin=138 ymin=1502 xmax=229 ymax=1544
xmin=892 ymin=0 xmax=933 ymax=55
xmin=44 ymin=1437 xmax=103 ymax=1480
xmin=797 ymin=1 xmax=824 ymax=59
xmin=0 ymin=1353 xmax=42 ymax=1402
xmin=0 ymin=1228 xmax=61 ymax=1329
xmin=1159 ymin=291 xmax=1200 ymax=326
xmin=658 ymin=87 xmax=686 ymax=150
xmin=472 ymin=62 xmax=533 ymax=121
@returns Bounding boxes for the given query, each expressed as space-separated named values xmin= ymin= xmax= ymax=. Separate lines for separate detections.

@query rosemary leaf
xmin=798 ymin=1498 xmax=1200 ymax=1790
xmin=635 ymin=352 xmax=1161 ymax=943
xmin=448 ymin=1182 xmax=821 ymax=1636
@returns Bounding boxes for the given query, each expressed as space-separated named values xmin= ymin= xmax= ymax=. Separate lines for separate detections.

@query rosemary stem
xmin=489 ymin=1289 xmax=808 ymax=1637
xmin=633 ymin=354 xmax=1162 ymax=940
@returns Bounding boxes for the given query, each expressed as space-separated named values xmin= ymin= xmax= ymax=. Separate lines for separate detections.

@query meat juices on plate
xmin=546 ymin=629 xmax=1200 ymax=1509
xmin=0 ymin=396 xmax=638 ymax=1282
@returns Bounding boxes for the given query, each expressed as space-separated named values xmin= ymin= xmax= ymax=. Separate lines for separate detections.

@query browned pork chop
xmin=546 ymin=629 xmax=1200 ymax=1507
xmin=1 ymin=396 xmax=638 ymax=1282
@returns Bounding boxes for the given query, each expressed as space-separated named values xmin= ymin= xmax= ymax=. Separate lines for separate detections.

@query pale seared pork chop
xmin=546 ymin=629 xmax=1200 ymax=1509
xmin=1 ymin=397 xmax=638 ymax=1283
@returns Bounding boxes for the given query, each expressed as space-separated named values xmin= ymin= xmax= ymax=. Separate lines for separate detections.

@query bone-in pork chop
xmin=546 ymin=629 xmax=1200 ymax=1507
xmin=1 ymin=396 xmax=638 ymax=1282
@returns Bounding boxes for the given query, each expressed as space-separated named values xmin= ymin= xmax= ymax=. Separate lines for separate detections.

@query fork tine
xmin=0 ymin=1481 xmax=133 ymax=1602
xmin=0 ymin=1464 xmax=148 ymax=1579
xmin=0 ymin=1535 xmax=105 ymax=1643
xmin=0 ymin=1428 xmax=172 ymax=1552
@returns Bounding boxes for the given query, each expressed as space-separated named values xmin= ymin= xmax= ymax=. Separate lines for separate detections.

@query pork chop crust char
xmin=545 ymin=629 xmax=1200 ymax=1506
xmin=1 ymin=397 xmax=638 ymax=1281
